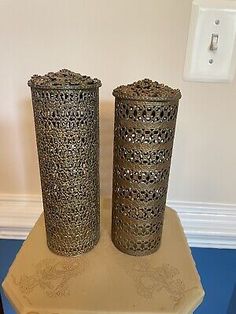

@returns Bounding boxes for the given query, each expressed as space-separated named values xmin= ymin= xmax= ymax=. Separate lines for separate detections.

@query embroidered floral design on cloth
xmin=14 ymin=258 xmax=85 ymax=297
xmin=129 ymin=262 xmax=185 ymax=302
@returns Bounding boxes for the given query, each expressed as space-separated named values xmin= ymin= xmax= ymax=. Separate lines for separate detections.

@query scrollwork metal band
xmin=29 ymin=70 xmax=101 ymax=256
xmin=112 ymin=84 xmax=180 ymax=256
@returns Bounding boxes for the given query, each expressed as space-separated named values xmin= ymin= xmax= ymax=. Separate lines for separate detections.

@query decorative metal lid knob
xmin=112 ymin=78 xmax=181 ymax=101
xmin=28 ymin=69 xmax=102 ymax=89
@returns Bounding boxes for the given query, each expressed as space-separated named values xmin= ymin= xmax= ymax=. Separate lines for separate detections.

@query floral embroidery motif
xmin=14 ymin=258 xmax=85 ymax=298
xmin=129 ymin=262 xmax=185 ymax=302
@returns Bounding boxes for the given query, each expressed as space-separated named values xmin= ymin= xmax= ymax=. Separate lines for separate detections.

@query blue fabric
xmin=1 ymin=240 xmax=236 ymax=314
xmin=192 ymin=247 xmax=236 ymax=314
xmin=0 ymin=240 xmax=23 ymax=314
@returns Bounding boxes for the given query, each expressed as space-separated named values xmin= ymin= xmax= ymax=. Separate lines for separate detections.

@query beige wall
xmin=1 ymin=0 xmax=236 ymax=204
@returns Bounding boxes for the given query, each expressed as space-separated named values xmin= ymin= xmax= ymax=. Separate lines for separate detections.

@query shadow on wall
xmin=17 ymin=98 xmax=41 ymax=195
xmin=100 ymin=101 xmax=114 ymax=198
xmin=0 ymin=96 xmax=40 ymax=195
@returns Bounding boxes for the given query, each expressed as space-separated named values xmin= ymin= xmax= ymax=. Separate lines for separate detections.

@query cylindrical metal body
xmin=28 ymin=69 xmax=101 ymax=256
xmin=112 ymin=79 xmax=181 ymax=256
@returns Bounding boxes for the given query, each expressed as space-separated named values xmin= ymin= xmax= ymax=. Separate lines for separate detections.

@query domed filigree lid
xmin=113 ymin=79 xmax=181 ymax=101
xmin=28 ymin=69 xmax=102 ymax=90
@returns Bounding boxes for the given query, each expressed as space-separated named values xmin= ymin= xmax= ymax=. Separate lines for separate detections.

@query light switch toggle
xmin=184 ymin=0 xmax=236 ymax=82
xmin=209 ymin=33 xmax=219 ymax=51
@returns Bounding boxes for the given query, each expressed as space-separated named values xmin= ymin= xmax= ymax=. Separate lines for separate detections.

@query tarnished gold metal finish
xmin=112 ymin=79 xmax=181 ymax=256
xmin=28 ymin=69 xmax=102 ymax=256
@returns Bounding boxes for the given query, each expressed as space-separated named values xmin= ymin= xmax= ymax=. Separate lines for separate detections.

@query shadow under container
xmin=112 ymin=79 xmax=182 ymax=256
xmin=28 ymin=69 xmax=102 ymax=256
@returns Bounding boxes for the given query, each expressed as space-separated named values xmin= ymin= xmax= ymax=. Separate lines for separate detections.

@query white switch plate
xmin=184 ymin=0 xmax=236 ymax=82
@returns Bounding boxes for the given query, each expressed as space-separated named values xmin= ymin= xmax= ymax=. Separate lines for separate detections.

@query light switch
xmin=184 ymin=0 xmax=236 ymax=82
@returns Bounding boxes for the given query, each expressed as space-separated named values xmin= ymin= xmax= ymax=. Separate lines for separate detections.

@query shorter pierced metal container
xmin=112 ymin=79 xmax=181 ymax=256
xmin=28 ymin=69 xmax=101 ymax=256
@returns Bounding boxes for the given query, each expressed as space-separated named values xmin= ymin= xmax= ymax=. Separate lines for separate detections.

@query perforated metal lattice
xmin=112 ymin=79 xmax=181 ymax=256
xmin=29 ymin=69 xmax=101 ymax=256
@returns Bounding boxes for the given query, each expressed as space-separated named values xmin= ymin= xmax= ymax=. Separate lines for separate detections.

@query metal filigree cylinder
xmin=112 ymin=79 xmax=181 ymax=256
xmin=28 ymin=69 xmax=102 ymax=256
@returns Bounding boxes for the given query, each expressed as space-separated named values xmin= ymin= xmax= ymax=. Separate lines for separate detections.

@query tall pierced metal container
xmin=112 ymin=79 xmax=181 ymax=256
xmin=28 ymin=69 xmax=101 ymax=256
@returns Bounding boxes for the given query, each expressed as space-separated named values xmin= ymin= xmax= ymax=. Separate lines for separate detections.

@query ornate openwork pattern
xmin=114 ymin=201 xmax=165 ymax=221
xmin=112 ymin=231 xmax=162 ymax=255
xmin=114 ymin=215 xmax=163 ymax=237
xmin=116 ymin=101 xmax=178 ymax=123
xmin=116 ymin=125 xmax=174 ymax=144
xmin=112 ymin=79 xmax=181 ymax=256
xmin=115 ymin=167 xmax=169 ymax=184
xmin=29 ymin=70 xmax=101 ymax=256
xmin=115 ymin=146 xmax=172 ymax=165
xmin=115 ymin=186 xmax=167 ymax=202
